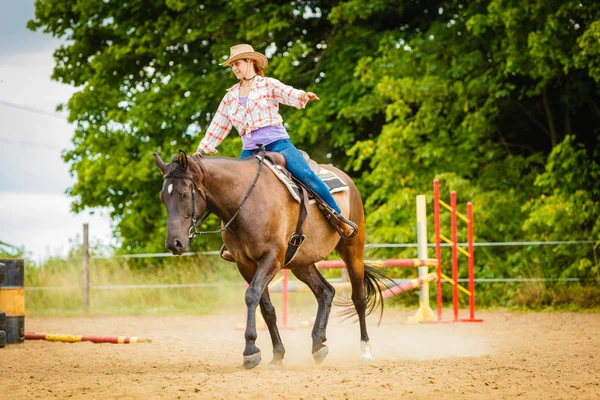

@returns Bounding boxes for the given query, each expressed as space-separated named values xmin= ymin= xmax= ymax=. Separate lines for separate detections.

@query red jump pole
xmin=433 ymin=179 xmax=442 ymax=321
xmin=459 ymin=203 xmax=484 ymax=323
xmin=315 ymin=259 xmax=438 ymax=269
xmin=282 ymin=269 xmax=288 ymax=329
xmin=451 ymin=191 xmax=459 ymax=322
xmin=467 ymin=202 xmax=475 ymax=320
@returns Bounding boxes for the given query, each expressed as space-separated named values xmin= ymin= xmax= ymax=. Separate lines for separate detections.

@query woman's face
xmin=231 ymin=59 xmax=251 ymax=80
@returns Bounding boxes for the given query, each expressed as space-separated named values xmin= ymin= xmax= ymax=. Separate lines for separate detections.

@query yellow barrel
xmin=0 ymin=259 xmax=25 ymax=344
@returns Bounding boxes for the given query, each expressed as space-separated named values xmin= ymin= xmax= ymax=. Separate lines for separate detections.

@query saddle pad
xmin=256 ymin=156 xmax=349 ymax=204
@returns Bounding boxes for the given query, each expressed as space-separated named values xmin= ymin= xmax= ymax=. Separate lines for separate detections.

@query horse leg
xmin=237 ymin=263 xmax=285 ymax=366
xmin=242 ymin=254 xmax=281 ymax=369
xmin=336 ymin=242 xmax=373 ymax=360
xmin=292 ymin=265 xmax=336 ymax=364
xmin=259 ymin=289 xmax=286 ymax=365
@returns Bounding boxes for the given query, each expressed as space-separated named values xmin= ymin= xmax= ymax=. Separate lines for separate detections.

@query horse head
xmin=153 ymin=150 xmax=207 ymax=255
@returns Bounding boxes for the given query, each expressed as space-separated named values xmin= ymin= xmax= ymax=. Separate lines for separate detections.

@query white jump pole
xmin=408 ymin=195 xmax=437 ymax=323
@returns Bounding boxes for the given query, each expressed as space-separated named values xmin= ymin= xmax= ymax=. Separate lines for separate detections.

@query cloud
xmin=0 ymin=0 xmax=62 ymax=56
xmin=0 ymin=192 xmax=114 ymax=262
xmin=0 ymin=1 xmax=115 ymax=261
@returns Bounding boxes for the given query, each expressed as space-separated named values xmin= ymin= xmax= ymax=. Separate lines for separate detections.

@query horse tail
xmin=335 ymin=263 xmax=397 ymax=326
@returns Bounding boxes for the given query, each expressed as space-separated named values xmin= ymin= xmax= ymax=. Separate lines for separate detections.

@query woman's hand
xmin=303 ymin=92 xmax=320 ymax=102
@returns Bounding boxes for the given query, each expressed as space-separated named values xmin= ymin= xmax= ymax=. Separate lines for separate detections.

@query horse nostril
xmin=166 ymin=238 xmax=186 ymax=254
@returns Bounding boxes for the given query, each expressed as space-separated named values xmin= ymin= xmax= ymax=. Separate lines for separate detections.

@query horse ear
xmin=153 ymin=152 xmax=167 ymax=176
xmin=178 ymin=149 xmax=188 ymax=170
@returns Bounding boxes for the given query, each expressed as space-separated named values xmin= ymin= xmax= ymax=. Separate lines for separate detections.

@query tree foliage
xmin=29 ymin=0 xmax=599 ymax=287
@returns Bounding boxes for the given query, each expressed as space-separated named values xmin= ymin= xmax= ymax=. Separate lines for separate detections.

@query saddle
xmin=220 ymin=150 xmax=358 ymax=265
xmin=263 ymin=151 xmax=358 ymax=263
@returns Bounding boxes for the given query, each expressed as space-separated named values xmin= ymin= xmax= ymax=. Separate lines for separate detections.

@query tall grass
xmin=25 ymin=255 xmax=245 ymax=316
xmin=22 ymin=248 xmax=600 ymax=317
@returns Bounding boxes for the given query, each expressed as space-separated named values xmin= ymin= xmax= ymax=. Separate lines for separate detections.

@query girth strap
xmin=284 ymin=185 xmax=310 ymax=266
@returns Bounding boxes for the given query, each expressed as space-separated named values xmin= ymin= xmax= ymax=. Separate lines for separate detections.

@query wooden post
xmin=82 ymin=223 xmax=89 ymax=311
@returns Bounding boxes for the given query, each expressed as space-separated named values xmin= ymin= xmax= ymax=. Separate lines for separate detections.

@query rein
xmin=185 ymin=145 xmax=266 ymax=241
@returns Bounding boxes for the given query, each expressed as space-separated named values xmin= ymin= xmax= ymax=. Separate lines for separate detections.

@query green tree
xmin=344 ymin=1 xmax=600 ymax=258
xmin=522 ymin=135 xmax=600 ymax=280
xmin=28 ymin=0 xmax=345 ymax=252
xmin=29 ymin=0 xmax=600 ymax=293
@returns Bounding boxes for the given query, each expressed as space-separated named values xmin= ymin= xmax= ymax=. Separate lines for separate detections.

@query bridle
xmin=165 ymin=145 xmax=266 ymax=242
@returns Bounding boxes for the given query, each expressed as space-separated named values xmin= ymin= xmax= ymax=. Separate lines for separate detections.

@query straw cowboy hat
xmin=220 ymin=44 xmax=268 ymax=70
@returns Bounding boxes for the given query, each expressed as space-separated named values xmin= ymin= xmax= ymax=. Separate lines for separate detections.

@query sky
xmin=0 ymin=0 xmax=114 ymax=261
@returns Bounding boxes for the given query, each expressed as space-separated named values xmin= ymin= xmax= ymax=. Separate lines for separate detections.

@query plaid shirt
xmin=197 ymin=75 xmax=308 ymax=154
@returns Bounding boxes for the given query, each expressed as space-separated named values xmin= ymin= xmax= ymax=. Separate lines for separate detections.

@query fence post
xmin=82 ymin=223 xmax=89 ymax=311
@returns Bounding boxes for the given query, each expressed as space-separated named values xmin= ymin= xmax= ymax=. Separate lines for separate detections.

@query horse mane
xmin=165 ymin=153 xmax=208 ymax=188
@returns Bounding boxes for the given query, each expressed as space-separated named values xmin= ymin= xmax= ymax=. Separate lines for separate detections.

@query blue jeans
xmin=239 ymin=139 xmax=341 ymax=213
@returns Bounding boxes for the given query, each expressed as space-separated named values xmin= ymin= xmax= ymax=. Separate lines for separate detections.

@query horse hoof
xmin=243 ymin=351 xmax=262 ymax=369
xmin=312 ymin=345 xmax=329 ymax=364
xmin=360 ymin=341 xmax=373 ymax=361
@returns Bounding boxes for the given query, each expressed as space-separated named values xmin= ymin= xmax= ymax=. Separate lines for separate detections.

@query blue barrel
xmin=0 ymin=259 xmax=25 ymax=344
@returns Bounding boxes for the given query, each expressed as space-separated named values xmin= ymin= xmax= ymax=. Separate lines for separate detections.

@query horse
xmin=153 ymin=150 xmax=392 ymax=369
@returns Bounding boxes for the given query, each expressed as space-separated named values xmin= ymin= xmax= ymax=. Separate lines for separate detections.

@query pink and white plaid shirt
xmin=197 ymin=75 xmax=308 ymax=154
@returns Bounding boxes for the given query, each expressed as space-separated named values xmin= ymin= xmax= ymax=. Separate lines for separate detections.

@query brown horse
xmin=153 ymin=150 xmax=392 ymax=369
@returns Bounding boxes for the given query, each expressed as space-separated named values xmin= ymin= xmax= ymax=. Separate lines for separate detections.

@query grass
xmin=20 ymin=254 xmax=600 ymax=317
xmin=25 ymin=255 xmax=244 ymax=317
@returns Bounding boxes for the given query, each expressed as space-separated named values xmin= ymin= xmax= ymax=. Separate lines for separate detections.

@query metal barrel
xmin=0 ymin=259 xmax=25 ymax=344
xmin=0 ymin=310 xmax=6 ymax=348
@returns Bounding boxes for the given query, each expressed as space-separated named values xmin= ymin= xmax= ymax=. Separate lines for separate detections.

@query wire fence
xmin=90 ymin=240 xmax=597 ymax=260
xmin=25 ymin=276 xmax=584 ymax=292
xmin=29 ymin=240 xmax=595 ymax=292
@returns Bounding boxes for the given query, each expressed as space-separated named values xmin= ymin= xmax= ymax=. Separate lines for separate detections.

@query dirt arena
xmin=1 ymin=310 xmax=599 ymax=399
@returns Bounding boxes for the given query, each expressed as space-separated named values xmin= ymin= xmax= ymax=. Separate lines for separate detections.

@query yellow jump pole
xmin=409 ymin=195 xmax=436 ymax=323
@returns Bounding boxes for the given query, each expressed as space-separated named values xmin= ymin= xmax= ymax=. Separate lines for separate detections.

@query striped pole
xmin=379 ymin=272 xmax=437 ymax=300
xmin=458 ymin=203 xmax=483 ymax=322
xmin=451 ymin=191 xmax=459 ymax=322
xmin=315 ymin=259 xmax=439 ymax=269
xmin=282 ymin=269 xmax=289 ymax=329
xmin=25 ymin=332 xmax=151 ymax=344
xmin=434 ymin=179 xmax=443 ymax=321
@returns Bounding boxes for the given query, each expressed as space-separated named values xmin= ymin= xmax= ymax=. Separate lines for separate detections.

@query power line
xmin=0 ymin=137 xmax=64 ymax=150
xmin=0 ymin=100 xmax=67 ymax=120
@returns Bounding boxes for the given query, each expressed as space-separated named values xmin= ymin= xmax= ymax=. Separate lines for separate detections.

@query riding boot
xmin=316 ymin=203 xmax=359 ymax=240
xmin=330 ymin=211 xmax=359 ymax=239
xmin=220 ymin=243 xmax=235 ymax=262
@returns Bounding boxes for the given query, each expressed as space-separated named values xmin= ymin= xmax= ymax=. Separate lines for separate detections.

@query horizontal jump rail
xmin=315 ymin=258 xmax=439 ymax=269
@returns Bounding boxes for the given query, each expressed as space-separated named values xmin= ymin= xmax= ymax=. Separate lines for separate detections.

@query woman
xmin=195 ymin=44 xmax=357 ymax=244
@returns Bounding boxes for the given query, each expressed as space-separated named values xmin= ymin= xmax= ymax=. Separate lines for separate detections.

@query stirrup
xmin=331 ymin=212 xmax=359 ymax=240
xmin=314 ymin=200 xmax=359 ymax=240
xmin=220 ymin=244 xmax=235 ymax=262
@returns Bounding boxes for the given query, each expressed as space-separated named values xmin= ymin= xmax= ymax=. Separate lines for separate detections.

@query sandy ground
xmin=1 ymin=310 xmax=599 ymax=399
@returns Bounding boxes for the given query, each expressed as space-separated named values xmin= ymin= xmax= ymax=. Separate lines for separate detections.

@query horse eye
xmin=182 ymin=192 xmax=188 ymax=198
